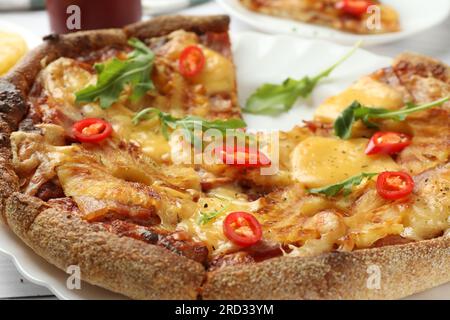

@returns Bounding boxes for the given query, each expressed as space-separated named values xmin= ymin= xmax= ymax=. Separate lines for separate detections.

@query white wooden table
xmin=0 ymin=1 xmax=449 ymax=300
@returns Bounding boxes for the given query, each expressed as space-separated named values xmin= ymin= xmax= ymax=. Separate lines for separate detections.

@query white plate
xmin=0 ymin=20 xmax=41 ymax=49
xmin=0 ymin=32 xmax=448 ymax=299
xmin=218 ymin=0 xmax=450 ymax=46
xmin=0 ymin=224 xmax=125 ymax=300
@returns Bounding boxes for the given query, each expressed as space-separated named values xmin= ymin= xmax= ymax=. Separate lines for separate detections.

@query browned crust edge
xmin=0 ymin=15 xmax=448 ymax=300
xmin=0 ymin=15 xmax=231 ymax=300
xmin=202 ymin=236 xmax=450 ymax=300
xmin=4 ymin=193 xmax=205 ymax=300
xmin=124 ymin=15 xmax=230 ymax=41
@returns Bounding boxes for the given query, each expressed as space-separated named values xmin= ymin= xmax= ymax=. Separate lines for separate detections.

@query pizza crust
xmin=125 ymin=15 xmax=230 ymax=40
xmin=0 ymin=15 xmax=448 ymax=300
xmin=202 ymin=236 xmax=450 ymax=299
xmin=5 ymin=193 xmax=205 ymax=300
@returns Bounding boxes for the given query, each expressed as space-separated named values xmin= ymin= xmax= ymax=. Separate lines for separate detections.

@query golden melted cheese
xmin=287 ymin=211 xmax=347 ymax=257
xmin=291 ymin=136 xmax=399 ymax=188
xmin=40 ymin=58 xmax=96 ymax=124
xmin=191 ymin=47 xmax=236 ymax=95
xmin=314 ymin=76 xmax=404 ymax=123
xmin=402 ymin=165 xmax=450 ymax=240
xmin=81 ymin=103 xmax=171 ymax=162
xmin=346 ymin=198 xmax=406 ymax=248
xmin=178 ymin=192 xmax=261 ymax=255
xmin=10 ymin=124 xmax=76 ymax=195
xmin=155 ymin=30 xmax=234 ymax=96
xmin=57 ymin=162 xmax=161 ymax=211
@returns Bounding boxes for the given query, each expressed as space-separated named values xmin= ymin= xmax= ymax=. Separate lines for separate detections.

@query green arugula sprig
xmin=243 ymin=41 xmax=362 ymax=116
xmin=75 ymin=38 xmax=155 ymax=109
xmin=132 ymin=108 xmax=247 ymax=142
xmin=197 ymin=205 xmax=230 ymax=225
xmin=334 ymin=96 xmax=450 ymax=139
xmin=308 ymin=173 xmax=378 ymax=197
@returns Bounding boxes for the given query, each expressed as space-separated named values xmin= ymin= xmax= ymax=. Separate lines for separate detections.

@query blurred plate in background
xmin=218 ymin=0 xmax=450 ymax=46
xmin=0 ymin=20 xmax=41 ymax=75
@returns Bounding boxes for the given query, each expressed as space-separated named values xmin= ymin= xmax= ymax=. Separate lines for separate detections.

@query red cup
xmin=46 ymin=0 xmax=142 ymax=34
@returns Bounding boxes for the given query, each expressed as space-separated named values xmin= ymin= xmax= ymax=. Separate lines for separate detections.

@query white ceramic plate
xmin=0 ymin=224 xmax=125 ymax=300
xmin=0 ymin=19 xmax=41 ymax=49
xmin=218 ymin=0 xmax=450 ymax=46
xmin=0 ymin=32 xmax=448 ymax=299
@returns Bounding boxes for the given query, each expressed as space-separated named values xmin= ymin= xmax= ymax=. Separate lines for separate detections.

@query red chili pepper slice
xmin=223 ymin=212 xmax=263 ymax=247
xmin=72 ymin=118 xmax=113 ymax=143
xmin=216 ymin=145 xmax=271 ymax=168
xmin=376 ymin=171 xmax=415 ymax=200
xmin=365 ymin=132 xmax=412 ymax=155
xmin=179 ymin=45 xmax=206 ymax=78
xmin=336 ymin=0 xmax=373 ymax=16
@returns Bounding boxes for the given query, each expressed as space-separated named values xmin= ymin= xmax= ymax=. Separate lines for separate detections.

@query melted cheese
xmin=81 ymin=103 xmax=171 ymax=162
xmin=191 ymin=47 xmax=235 ymax=95
xmin=57 ymin=162 xmax=161 ymax=211
xmin=287 ymin=211 xmax=347 ymax=257
xmin=291 ymin=136 xmax=399 ymax=188
xmin=259 ymin=190 xmax=334 ymax=244
xmin=155 ymin=30 xmax=234 ymax=96
xmin=42 ymin=58 xmax=95 ymax=105
xmin=178 ymin=193 xmax=261 ymax=256
xmin=10 ymin=124 xmax=76 ymax=195
xmin=314 ymin=76 xmax=404 ymax=123
xmin=344 ymin=165 xmax=450 ymax=248
xmin=402 ymin=165 xmax=450 ymax=240
xmin=346 ymin=201 xmax=406 ymax=248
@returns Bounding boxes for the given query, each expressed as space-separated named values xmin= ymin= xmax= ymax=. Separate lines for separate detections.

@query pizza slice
xmin=240 ymin=0 xmax=400 ymax=34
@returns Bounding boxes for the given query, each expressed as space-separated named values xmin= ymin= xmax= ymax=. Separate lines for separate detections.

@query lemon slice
xmin=0 ymin=32 xmax=28 ymax=75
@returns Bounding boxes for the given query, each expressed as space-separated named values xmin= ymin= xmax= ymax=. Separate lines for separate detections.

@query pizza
xmin=0 ymin=15 xmax=449 ymax=300
xmin=239 ymin=0 xmax=400 ymax=34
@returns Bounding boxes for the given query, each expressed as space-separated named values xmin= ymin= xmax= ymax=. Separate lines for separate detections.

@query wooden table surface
xmin=0 ymin=1 xmax=449 ymax=300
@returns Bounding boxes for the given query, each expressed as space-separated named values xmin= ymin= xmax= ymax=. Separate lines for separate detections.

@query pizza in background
xmin=239 ymin=0 xmax=400 ymax=34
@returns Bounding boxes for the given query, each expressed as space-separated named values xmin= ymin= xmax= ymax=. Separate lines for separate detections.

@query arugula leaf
xmin=244 ymin=41 xmax=362 ymax=115
xmin=75 ymin=38 xmax=155 ymax=109
xmin=197 ymin=205 xmax=229 ymax=225
xmin=132 ymin=108 xmax=247 ymax=141
xmin=244 ymin=78 xmax=315 ymax=115
xmin=334 ymin=96 xmax=450 ymax=139
xmin=308 ymin=173 xmax=378 ymax=197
